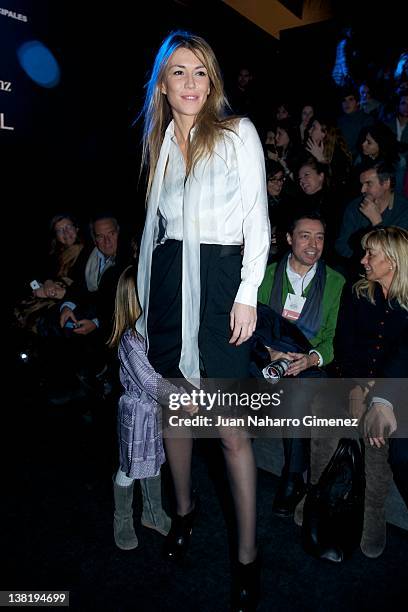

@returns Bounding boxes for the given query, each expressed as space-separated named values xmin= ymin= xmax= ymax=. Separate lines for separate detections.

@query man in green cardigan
xmin=258 ymin=212 xmax=345 ymax=516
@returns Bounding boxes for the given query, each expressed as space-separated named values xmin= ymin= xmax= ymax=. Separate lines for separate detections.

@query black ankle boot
xmin=231 ymin=557 xmax=260 ymax=612
xmin=163 ymin=500 xmax=198 ymax=561
xmin=272 ymin=473 xmax=307 ymax=518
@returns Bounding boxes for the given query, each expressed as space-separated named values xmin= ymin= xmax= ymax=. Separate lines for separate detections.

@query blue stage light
xmin=17 ymin=40 xmax=60 ymax=88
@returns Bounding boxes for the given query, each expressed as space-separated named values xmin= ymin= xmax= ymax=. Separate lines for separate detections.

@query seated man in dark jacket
xmin=59 ymin=214 xmax=131 ymax=390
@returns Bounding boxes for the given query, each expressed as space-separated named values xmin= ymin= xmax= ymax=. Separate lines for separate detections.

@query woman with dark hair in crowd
xmin=15 ymin=213 xmax=88 ymax=333
xmin=265 ymin=159 xmax=294 ymax=262
xmin=275 ymin=100 xmax=293 ymax=122
xmin=298 ymin=103 xmax=315 ymax=145
xmin=293 ymin=157 xmax=344 ymax=264
xmin=263 ymin=126 xmax=277 ymax=161
xmin=353 ymin=122 xmax=405 ymax=195
xmin=359 ymin=81 xmax=382 ymax=117
xmin=356 ymin=122 xmax=399 ymax=164
xmin=268 ymin=117 xmax=303 ymax=180
xmin=44 ymin=214 xmax=87 ymax=287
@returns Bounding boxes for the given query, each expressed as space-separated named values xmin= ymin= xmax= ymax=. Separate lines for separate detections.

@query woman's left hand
xmin=44 ymin=281 xmax=65 ymax=299
xmin=363 ymin=403 xmax=397 ymax=448
xmin=33 ymin=286 xmax=47 ymax=299
xmin=229 ymin=303 xmax=256 ymax=346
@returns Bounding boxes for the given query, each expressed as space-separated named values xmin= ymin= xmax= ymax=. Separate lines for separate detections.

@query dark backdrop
xmin=1 ymin=0 xmax=406 ymax=286
xmin=2 ymin=0 xmax=280 ymax=285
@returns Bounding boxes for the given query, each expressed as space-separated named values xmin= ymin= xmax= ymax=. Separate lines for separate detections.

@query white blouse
xmin=137 ymin=117 xmax=270 ymax=383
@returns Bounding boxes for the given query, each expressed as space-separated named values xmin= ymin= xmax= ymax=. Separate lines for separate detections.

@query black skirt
xmin=147 ymin=240 xmax=251 ymax=379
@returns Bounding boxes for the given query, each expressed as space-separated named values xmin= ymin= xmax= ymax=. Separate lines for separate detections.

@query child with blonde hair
xmin=109 ymin=265 xmax=179 ymax=549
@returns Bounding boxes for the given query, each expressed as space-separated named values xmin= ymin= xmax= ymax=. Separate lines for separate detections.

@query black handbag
xmin=301 ymin=438 xmax=365 ymax=563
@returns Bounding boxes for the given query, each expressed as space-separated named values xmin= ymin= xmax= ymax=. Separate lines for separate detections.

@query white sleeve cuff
xmin=370 ymin=397 xmax=394 ymax=411
xmin=234 ymin=282 xmax=258 ymax=307
xmin=60 ymin=301 xmax=76 ymax=312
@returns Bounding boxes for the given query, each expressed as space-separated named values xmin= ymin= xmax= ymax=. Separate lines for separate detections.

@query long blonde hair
xmin=140 ymin=30 xmax=236 ymax=194
xmin=353 ymin=226 xmax=408 ymax=311
xmin=108 ymin=265 xmax=141 ymax=347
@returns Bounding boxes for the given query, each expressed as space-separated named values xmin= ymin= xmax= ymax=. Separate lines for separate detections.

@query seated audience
xmin=58 ymin=214 xmax=132 ymax=392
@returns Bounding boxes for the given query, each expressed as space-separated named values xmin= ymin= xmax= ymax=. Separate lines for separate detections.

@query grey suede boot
xmin=140 ymin=474 xmax=171 ymax=536
xmin=113 ymin=480 xmax=138 ymax=550
xmin=294 ymin=437 xmax=339 ymax=527
xmin=360 ymin=440 xmax=392 ymax=559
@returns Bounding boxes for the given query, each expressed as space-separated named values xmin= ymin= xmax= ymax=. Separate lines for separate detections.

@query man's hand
xmin=285 ymin=352 xmax=312 ymax=377
xmin=73 ymin=319 xmax=97 ymax=335
xmin=364 ymin=403 xmax=397 ymax=448
xmin=265 ymin=348 xmax=292 ymax=362
xmin=359 ymin=196 xmax=383 ymax=226
xmin=229 ymin=303 xmax=256 ymax=346
xmin=60 ymin=307 xmax=77 ymax=328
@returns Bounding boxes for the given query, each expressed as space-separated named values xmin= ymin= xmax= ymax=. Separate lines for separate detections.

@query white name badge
xmin=282 ymin=293 xmax=306 ymax=321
